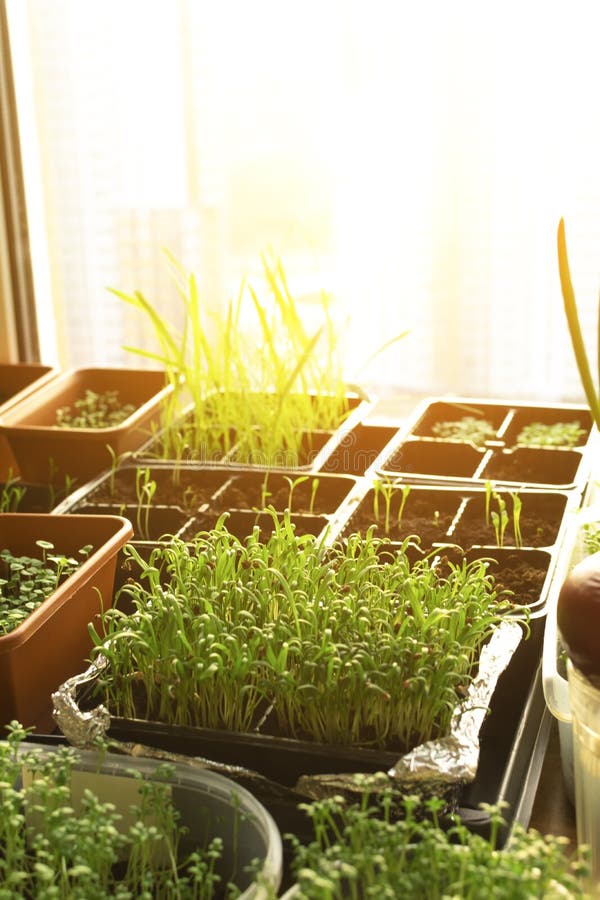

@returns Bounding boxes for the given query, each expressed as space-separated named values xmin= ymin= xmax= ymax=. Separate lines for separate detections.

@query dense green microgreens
xmin=515 ymin=420 xmax=586 ymax=448
xmin=432 ymin=416 xmax=496 ymax=445
xmin=583 ymin=520 xmax=600 ymax=555
xmin=0 ymin=721 xmax=240 ymax=898
xmin=288 ymin=787 xmax=588 ymax=898
xmin=90 ymin=517 xmax=515 ymax=751
xmin=112 ymin=253 xmax=354 ymax=467
xmin=56 ymin=389 xmax=136 ymax=429
xmin=0 ymin=541 xmax=92 ymax=636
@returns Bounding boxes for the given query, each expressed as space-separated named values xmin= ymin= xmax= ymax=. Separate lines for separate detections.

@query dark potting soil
xmin=344 ymin=505 xmax=455 ymax=548
xmin=486 ymin=554 xmax=547 ymax=607
xmin=211 ymin=483 xmax=327 ymax=515
xmin=450 ymin=512 xmax=559 ymax=548
xmin=86 ymin=474 xmax=222 ymax=511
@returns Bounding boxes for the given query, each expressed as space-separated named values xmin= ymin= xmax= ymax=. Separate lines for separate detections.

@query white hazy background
xmin=8 ymin=0 xmax=600 ymax=402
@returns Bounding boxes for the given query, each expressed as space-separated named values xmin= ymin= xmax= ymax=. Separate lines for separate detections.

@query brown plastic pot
xmin=0 ymin=367 xmax=173 ymax=485
xmin=0 ymin=363 xmax=57 ymax=480
xmin=0 ymin=363 xmax=57 ymax=411
xmin=0 ymin=512 xmax=133 ymax=731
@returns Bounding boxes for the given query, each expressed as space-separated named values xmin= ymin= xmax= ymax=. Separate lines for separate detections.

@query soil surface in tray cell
xmin=449 ymin=493 xmax=565 ymax=549
xmin=345 ymin=490 xmax=459 ymax=548
xmin=482 ymin=448 xmax=580 ymax=485
xmin=411 ymin=401 xmax=509 ymax=441
xmin=183 ymin=509 xmax=328 ymax=542
xmin=484 ymin=553 xmax=548 ymax=608
xmin=211 ymin=473 xmax=351 ymax=516
xmin=437 ymin=548 xmax=549 ymax=610
xmin=384 ymin=439 xmax=483 ymax=478
xmin=85 ymin=468 xmax=230 ymax=510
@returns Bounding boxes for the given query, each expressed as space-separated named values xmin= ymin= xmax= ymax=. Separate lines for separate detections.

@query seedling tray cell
xmin=376 ymin=396 xmax=595 ymax=492
xmin=338 ymin=484 xmax=462 ymax=549
xmin=409 ymin=400 xmax=512 ymax=440
xmin=319 ymin=423 xmax=399 ymax=475
xmin=69 ymin=503 xmax=190 ymax=542
xmin=210 ymin=470 xmax=358 ymax=516
xmin=379 ymin=438 xmax=485 ymax=480
xmin=135 ymin=391 xmax=372 ymax=472
xmin=182 ymin=509 xmax=330 ymax=541
xmin=449 ymin=490 xmax=569 ymax=549
xmin=481 ymin=446 xmax=584 ymax=489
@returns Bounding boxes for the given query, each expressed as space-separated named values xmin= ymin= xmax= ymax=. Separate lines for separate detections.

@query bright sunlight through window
xmin=7 ymin=0 xmax=600 ymax=401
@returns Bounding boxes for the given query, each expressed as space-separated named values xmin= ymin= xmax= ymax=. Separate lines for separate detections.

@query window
xmin=6 ymin=0 xmax=600 ymax=401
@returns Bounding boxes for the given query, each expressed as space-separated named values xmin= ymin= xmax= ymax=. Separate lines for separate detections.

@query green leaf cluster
xmin=91 ymin=518 xmax=515 ymax=751
xmin=288 ymin=789 xmax=588 ymax=898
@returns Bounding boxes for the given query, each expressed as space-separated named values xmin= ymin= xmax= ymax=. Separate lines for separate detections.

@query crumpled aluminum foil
xmin=52 ymin=618 xmax=523 ymax=799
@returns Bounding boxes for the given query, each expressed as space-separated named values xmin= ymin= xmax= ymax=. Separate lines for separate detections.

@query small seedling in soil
xmin=135 ymin=467 xmax=157 ymax=540
xmin=0 ymin=474 xmax=26 ymax=512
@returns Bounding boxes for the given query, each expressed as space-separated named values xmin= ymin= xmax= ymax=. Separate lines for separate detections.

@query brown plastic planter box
xmin=0 ymin=363 xmax=57 ymax=412
xmin=0 ymin=367 xmax=173 ymax=486
xmin=0 ymin=512 xmax=132 ymax=731
xmin=0 ymin=363 xmax=57 ymax=480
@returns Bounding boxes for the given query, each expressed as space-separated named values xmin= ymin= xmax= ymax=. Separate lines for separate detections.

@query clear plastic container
xmin=542 ymin=504 xmax=600 ymax=804
xmin=568 ymin=660 xmax=600 ymax=889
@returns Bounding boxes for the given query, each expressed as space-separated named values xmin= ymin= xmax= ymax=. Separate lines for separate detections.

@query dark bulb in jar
xmin=557 ymin=551 xmax=600 ymax=681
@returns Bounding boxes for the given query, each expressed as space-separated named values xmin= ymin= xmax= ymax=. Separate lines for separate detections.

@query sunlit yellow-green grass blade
xmin=557 ymin=218 xmax=600 ymax=429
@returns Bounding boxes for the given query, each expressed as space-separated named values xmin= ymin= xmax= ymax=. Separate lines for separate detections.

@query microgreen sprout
xmin=372 ymin=478 xmax=394 ymax=534
xmin=0 ymin=474 xmax=26 ymax=512
xmin=288 ymin=789 xmax=589 ymax=898
xmin=484 ymin=480 xmax=493 ymax=528
xmin=135 ymin=467 xmax=157 ymax=540
xmin=56 ymin=389 xmax=135 ymax=428
xmin=583 ymin=521 xmax=600 ymax=555
xmin=309 ymin=478 xmax=320 ymax=515
xmin=511 ymin=491 xmax=523 ymax=548
xmin=432 ymin=416 xmax=496 ymax=445
xmin=515 ymin=420 xmax=586 ymax=448
xmin=396 ymin=484 xmax=411 ymax=529
xmin=0 ymin=722 xmax=246 ymax=897
xmin=0 ymin=542 xmax=92 ymax=635
xmin=490 ymin=492 xmax=509 ymax=547
xmin=283 ymin=475 xmax=310 ymax=512
xmin=90 ymin=517 xmax=516 ymax=751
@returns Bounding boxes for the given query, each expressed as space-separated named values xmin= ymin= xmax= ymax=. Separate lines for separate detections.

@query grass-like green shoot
xmin=112 ymin=253 xmax=352 ymax=468
xmin=557 ymin=218 xmax=600 ymax=431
